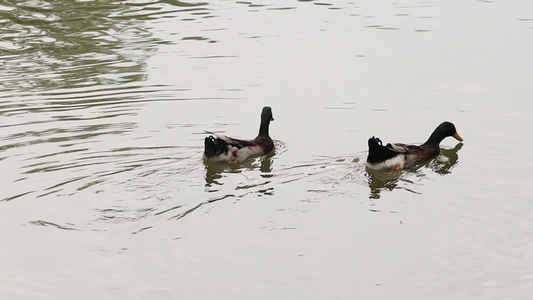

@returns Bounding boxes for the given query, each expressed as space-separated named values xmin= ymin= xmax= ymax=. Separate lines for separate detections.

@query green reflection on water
xmin=0 ymin=0 xmax=174 ymax=91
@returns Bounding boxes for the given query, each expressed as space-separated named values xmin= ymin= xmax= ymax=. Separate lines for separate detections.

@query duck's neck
xmin=258 ymin=119 xmax=270 ymax=137
xmin=425 ymin=130 xmax=445 ymax=145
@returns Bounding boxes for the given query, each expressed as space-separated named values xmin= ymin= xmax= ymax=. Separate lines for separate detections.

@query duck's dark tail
xmin=367 ymin=136 xmax=398 ymax=163
xmin=204 ymin=135 xmax=229 ymax=158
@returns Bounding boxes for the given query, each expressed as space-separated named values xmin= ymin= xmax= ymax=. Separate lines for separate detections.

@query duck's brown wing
xmin=217 ymin=135 xmax=257 ymax=149
xmin=386 ymin=143 xmax=423 ymax=153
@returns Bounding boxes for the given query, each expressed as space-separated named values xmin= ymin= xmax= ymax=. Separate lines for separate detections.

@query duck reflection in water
xmin=366 ymin=143 xmax=463 ymax=199
xmin=204 ymin=152 xmax=274 ymax=187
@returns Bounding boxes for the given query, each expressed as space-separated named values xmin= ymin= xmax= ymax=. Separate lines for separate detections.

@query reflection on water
xmin=204 ymin=151 xmax=274 ymax=186
xmin=426 ymin=143 xmax=463 ymax=175
xmin=0 ymin=0 xmax=213 ymax=92
xmin=0 ymin=0 xmax=159 ymax=91
xmin=366 ymin=143 xmax=463 ymax=199
xmin=367 ymin=169 xmax=403 ymax=200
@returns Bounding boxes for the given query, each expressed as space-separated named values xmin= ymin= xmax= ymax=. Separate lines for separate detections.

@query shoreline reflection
xmin=366 ymin=143 xmax=463 ymax=199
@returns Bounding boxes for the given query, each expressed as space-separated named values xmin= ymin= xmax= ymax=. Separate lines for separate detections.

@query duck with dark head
xmin=366 ymin=121 xmax=463 ymax=171
xmin=203 ymin=106 xmax=275 ymax=164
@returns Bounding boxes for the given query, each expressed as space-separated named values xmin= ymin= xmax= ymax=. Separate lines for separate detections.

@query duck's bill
xmin=453 ymin=132 xmax=463 ymax=141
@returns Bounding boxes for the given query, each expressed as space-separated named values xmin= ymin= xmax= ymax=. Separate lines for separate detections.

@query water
xmin=1 ymin=0 xmax=533 ymax=299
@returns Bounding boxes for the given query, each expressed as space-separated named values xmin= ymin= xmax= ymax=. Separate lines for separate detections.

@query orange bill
xmin=453 ymin=132 xmax=463 ymax=141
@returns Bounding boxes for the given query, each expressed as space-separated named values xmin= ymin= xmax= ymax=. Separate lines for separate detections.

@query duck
xmin=203 ymin=106 xmax=275 ymax=163
xmin=366 ymin=121 xmax=463 ymax=171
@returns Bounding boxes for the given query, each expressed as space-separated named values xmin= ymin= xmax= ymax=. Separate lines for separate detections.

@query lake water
xmin=1 ymin=0 xmax=532 ymax=299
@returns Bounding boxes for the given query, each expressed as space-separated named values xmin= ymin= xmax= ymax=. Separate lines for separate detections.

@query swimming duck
xmin=203 ymin=106 xmax=275 ymax=163
xmin=366 ymin=121 xmax=463 ymax=171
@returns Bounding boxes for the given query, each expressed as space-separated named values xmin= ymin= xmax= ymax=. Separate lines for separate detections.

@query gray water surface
xmin=1 ymin=0 xmax=532 ymax=299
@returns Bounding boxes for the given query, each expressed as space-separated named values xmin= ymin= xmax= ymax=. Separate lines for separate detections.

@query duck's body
xmin=366 ymin=121 xmax=463 ymax=171
xmin=203 ymin=107 xmax=274 ymax=163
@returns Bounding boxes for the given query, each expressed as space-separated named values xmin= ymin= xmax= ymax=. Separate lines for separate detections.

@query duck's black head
xmin=426 ymin=121 xmax=463 ymax=144
xmin=261 ymin=106 xmax=274 ymax=122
